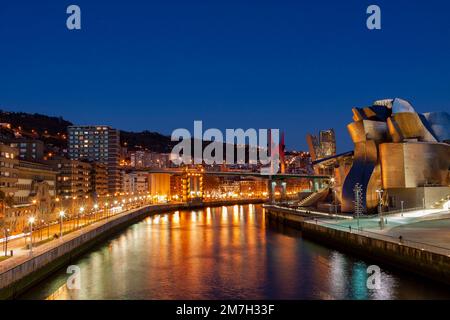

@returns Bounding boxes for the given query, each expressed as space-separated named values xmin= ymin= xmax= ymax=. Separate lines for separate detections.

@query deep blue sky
xmin=1 ymin=0 xmax=450 ymax=151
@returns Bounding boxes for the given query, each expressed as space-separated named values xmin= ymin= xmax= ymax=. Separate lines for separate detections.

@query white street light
xmin=4 ymin=228 xmax=10 ymax=257
xmin=376 ymin=189 xmax=384 ymax=229
xmin=59 ymin=211 xmax=65 ymax=239
xmin=28 ymin=217 xmax=35 ymax=255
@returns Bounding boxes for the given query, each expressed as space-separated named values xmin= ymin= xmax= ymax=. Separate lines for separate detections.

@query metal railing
xmin=362 ymin=206 xmax=425 ymax=218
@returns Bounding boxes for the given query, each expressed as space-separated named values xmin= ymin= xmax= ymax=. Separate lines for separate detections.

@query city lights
xmin=0 ymin=1 xmax=449 ymax=305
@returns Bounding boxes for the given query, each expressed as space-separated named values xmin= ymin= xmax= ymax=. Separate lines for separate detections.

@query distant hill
xmin=120 ymin=130 xmax=174 ymax=153
xmin=0 ymin=110 xmax=278 ymax=156
xmin=0 ymin=109 xmax=172 ymax=153
xmin=0 ymin=110 xmax=72 ymax=136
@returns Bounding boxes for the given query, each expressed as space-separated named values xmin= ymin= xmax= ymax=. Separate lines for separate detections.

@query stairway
xmin=296 ymin=188 xmax=329 ymax=207
xmin=431 ymin=195 xmax=450 ymax=209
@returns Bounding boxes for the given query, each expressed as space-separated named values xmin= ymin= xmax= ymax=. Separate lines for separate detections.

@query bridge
xmin=135 ymin=168 xmax=331 ymax=203
xmin=138 ymin=168 xmax=329 ymax=180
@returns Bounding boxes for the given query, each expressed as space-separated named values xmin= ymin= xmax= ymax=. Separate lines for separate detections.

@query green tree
xmin=0 ymin=190 xmax=14 ymax=230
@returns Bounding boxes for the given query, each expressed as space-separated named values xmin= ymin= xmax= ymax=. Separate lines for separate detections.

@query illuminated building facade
xmin=121 ymin=171 xmax=149 ymax=194
xmin=8 ymin=139 xmax=44 ymax=162
xmin=47 ymin=158 xmax=92 ymax=199
xmin=340 ymin=98 xmax=450 ymax=213
xmin=91 ymin=162 xmax=108 ymax=198
xmin=181 ymin=168 xmax=204 ymax=202
xmin=0 ymin=143 xmax=19 ymax=196
xmin=68 ymin=125 xmax=121 ymax=193
xmin=306 ymin=129 xmax=336 ymax=161
xmin=149 ymin=173 xmax=171 ymax=197
xmin=306 ymin=129 xmax=337 ymax=176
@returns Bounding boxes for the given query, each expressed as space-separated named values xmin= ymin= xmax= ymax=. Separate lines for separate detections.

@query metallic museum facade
xmin=339 ymin=98 xmax=450 ymax=213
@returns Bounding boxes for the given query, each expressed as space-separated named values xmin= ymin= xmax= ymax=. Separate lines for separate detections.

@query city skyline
xmin=1 ymin=0 xmax=450 ymax=151
xmin=1 ymin=0 xmax=450 ymax=305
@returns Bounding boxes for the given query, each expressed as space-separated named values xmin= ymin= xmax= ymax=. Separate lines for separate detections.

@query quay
xmin=264 ymin=204 xmax=450 ymax=286
xmin=0 ymin=199 xmax=264 ymax=299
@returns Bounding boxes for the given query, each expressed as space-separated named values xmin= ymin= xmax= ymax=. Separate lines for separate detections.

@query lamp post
xmin=401 ymin=200 xmax=404 ymax=217
xmin=28 ymin=217 xmax=35 ymax=255
xmin=79 ymin=207 xmax=85 ymax=228
xmin=330 ymin=177 xmax=337 ymax=215
xmin=113 ymin=200 xmax=118 ymax=217
xmin=93 ymin=204 xmax=98 ymax=222
xmin=40 ymin=219 xmax=44 ymax=241
xmin=59 ymin=211 xmax=65 ymax=239
xmin=376 ymin=189 xmax=384 ymax=229
xmin=4 ymin=228 xmax=9 ymax=257
xmin=104 ymin=202 xmax=109 ymax=219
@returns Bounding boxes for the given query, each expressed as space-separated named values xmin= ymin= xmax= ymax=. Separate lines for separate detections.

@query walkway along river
xmin=21 ymin=204 xmax=450 ymax=299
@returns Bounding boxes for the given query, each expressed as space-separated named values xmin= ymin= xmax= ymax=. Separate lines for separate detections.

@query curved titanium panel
xmin=380 ymin=142 xmax=450 ymax=188
xmin=387 ymin=112 xmax=437 ymax=143
xmin=423 ymin=112 xmax=450 ymax=142
xmin=347 ymin=120 xmax=388 ymax=144
xmin=341 ymin=140 xmax=381 ymax=213
xmin=391 ymin=98 xmax=415 ymax=113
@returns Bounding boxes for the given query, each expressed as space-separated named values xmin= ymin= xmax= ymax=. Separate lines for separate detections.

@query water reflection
xmin=22 ymin=205 xmax=450 ymax=300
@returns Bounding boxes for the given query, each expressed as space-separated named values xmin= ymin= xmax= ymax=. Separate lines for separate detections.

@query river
xmin=21 ymin=204 xmax=450 ymax=300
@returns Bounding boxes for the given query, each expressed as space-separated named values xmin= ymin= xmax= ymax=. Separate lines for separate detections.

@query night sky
xmin=1 ymin=0 xmax=450 ymax=151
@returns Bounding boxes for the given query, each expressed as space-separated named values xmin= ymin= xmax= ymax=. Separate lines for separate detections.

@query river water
xmin=21 ymin=204 xmax=450 ymax=300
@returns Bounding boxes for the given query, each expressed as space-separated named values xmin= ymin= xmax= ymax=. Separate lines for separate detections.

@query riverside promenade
xmin=264 ymin=204 xmax=450 ymax=285
xmin=0 ymin=199 xmax=264 ymax=299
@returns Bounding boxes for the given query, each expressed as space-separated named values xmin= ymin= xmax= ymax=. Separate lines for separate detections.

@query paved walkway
xmin=0 ymin=204 xmax=155 ymax=274
xmin=315 ymin=209 xmax=450 ymax=255
xmin=0 ymin=198 xmax=264 ymax=274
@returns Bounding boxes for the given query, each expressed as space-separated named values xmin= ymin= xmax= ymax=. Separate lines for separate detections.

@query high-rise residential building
xmin=129 ymin=150 xmax=170 ymax=169
xmin=47 ymin=158 xmax=92 ymax=199
xmin=306 ymin=129 xmax=336 ymax=161
xmin=306 ymin=129 xmax=337 ymax=176
xmin=90 ymin=162 xmax=108 ymax=198
xmin=320 ymin=129 xmax=337 ymax=157
xmin=121 ymin=171 xmax=149 ymax=194
xmin=170 ymin=175 xmax=183 ymax=200
xmin=8 ymin=139 xmax=44 ymax=162
xmin=67 ymin=126 xmax=121 ymax=193
xmin=0 ymin=143 xmax=19 ymax=196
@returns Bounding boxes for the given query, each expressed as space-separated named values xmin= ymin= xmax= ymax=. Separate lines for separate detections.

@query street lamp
xmin=40 ymin=219 xmax=44 ymax=241
xmin=79 ymin=207 xmax=85 ymax=228
xmin=28 ymin=216 xmax=35 ymax=255
xmin=93 ymin=204 xmax=99 ymax=221
xmin=32 ymin=199 xmax=38 ymax=219
xmin=113 ymin=200 xmax=118 ymax=215
xmin=59 ymin=211 xmax=65 ymax=239
xmin=4 ymin=228 xmax=10 ymax=257
xmin=330 ymin=177 xmax=337 ymax=215
xmin=401 ymin=200 xmax=404 ymax=217
xmin=376 ymin=189 xmax=384 ymax=229
xmin=104 ymin=202 xmax=109 ymax=218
